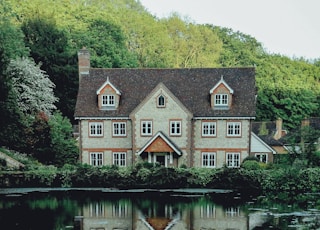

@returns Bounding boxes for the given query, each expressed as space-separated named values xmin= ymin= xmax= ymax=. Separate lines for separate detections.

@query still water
xmin=0 ymin=188 xmax=320 ymax=230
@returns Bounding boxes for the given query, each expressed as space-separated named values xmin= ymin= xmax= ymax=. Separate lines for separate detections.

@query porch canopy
xmin=137 ymin=132 xmax=182 ymax=155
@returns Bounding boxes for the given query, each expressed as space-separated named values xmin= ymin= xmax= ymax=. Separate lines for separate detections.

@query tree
xmin=75 ymin=19 xmax=138 ymax=68
xmin=21 ymin=16 xmax=78 ymax=120
xmin=6 ymin=57 xmax=58 ymax=116
xmin=49 ymin=112 xmax=78 ymax=166
xmin=162 ymin=15 xmax=222 ymax=67
xmin=285 ymin=126 xmax=320 ymax=167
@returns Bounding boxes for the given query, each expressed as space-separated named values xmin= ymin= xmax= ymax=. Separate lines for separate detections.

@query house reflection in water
xmin=74 ymin=197 xmax=255 ymax=230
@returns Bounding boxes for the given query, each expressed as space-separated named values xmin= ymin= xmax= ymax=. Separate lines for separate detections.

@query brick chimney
xmin=274 ymin=118 xmax=283 ymax=140
xmin=78 ymin=47 xmax=90 ymax=82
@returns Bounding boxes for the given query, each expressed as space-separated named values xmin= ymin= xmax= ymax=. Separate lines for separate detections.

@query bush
xmin=241 ymin=160 xmax=261 ymax=170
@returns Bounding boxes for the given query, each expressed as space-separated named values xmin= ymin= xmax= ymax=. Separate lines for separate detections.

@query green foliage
xmin=21 ymin=16 xmax=78 ymax=120
xmin=241 ymin=160 xmax=262 ymax=170
xmin=48 ymin=112 xmax=78 ymax=167
xmin=76 ymin=19 xmax=138 ymax=68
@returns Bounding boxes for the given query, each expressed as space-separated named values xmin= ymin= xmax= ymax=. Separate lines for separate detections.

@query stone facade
xmin=74 ymin=48 xmax=257 ymax=168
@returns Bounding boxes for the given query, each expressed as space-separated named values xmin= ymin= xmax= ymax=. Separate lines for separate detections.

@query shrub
xmin=241 ymin=160 xmax=261 ymax=170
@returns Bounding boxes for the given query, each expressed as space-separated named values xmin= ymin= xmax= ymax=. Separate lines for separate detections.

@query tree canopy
xmin=0 ymin=0 xmax=319 ymax=164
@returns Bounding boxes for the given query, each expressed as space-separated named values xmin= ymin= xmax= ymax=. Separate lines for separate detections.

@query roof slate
xmin=74 ymin=68 xmax=256 ymax=118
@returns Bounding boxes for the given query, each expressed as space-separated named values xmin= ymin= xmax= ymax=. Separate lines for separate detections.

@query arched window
xmin=157 ymin=95 xmax=165 ymax=107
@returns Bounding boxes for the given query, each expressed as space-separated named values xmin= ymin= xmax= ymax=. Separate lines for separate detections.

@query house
xmin=74 ymin=48 xmax=256 ymax=168
xmin=251 ymin=118 xmax=288 ymax=163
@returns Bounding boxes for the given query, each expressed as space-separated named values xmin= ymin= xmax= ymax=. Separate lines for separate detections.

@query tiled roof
xmin=74 ymin=68 xmax=256 ymax=118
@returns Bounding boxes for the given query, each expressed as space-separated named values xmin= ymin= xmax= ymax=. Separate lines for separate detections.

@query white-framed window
xmin=141 ymin=120 xmax=152 ymax=136
xmin=113 ymin=122 xmax=126 ymax=136
xmin=227 ymin=122 xmax=241 ymax=136
xmin=202 ymin=152 xmax=216 ymax=168
xmin=202 ymin=122 xmax=216 ymax=137
xmin=113 ymin=152 xmax=126 ymax=167
xmin=226 ymin=152 xmax=240 ymax=168
xmin=102 ymin=95 xmax=115 ymax=106
xmin=215 ymin=94 xmax=228 ymax=106
xmin=89 ymin=122 xmax=103 ymax=137
xmin=157 ymin=95 xmax=165 ymax=107
xmin=255 ymin=153 xmax=268 ymax=163
xmin=90 ymin=152 xmax=103 ymax=166
xmin=170 ymin=120 xmax=181 ymax=136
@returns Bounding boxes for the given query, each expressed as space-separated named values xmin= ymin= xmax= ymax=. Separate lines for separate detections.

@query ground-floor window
xmin=255 ymin=153 xmax=268 ymax=163
xmin=113 ymin=152 xmax=126 ymax=167
xmin=90 ymin=152 xmax=103 ymax=166
xmin=226 ymin=152 xmax=240 ymax=168
xmin=202 ymin=152 xmax=216 ymax=168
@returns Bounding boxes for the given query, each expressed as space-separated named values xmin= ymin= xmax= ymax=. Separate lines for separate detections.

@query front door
xmin=155 ymin=155 xmax=166 ymax=166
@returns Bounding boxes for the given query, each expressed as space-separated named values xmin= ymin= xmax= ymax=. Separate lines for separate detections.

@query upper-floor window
xmin=202 ymin=122 xmax=216 ymax=137
xmin=90 ymin=152 xmax=103 ymax=166
xmin=157 ymin=95 xmax=165 ymax=107
xmin=227 ymin=122 xmax=241 ymax=137
xmin=202 ymin=152 xmax=216 ymax=168
xmin=170 ymin=120 xmax=181 ymax=136
xmin=113 ymin=152 xmax=126 ymax=167
xmin=226 ymin=152 xmax=240 ymax=168
xmin=215 ymin=94 xmax=228 ymax=106
xmin=113 ymin=122 xmax=126 ymax=136
xmin=102 ymin=95 xmax=115 ymax=106
xmin=89 ymin=122 xmax=103 ymax=137
xmin=141 ymin=120 xmax=152 ymax=136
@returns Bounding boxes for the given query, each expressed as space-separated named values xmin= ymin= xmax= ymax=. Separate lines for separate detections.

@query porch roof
xmin=137 ymin=132 xmax=182 ymax=156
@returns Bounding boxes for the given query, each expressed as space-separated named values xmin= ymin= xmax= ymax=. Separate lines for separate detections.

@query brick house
xmin=74 ymin=48 xmax=256 ymax=168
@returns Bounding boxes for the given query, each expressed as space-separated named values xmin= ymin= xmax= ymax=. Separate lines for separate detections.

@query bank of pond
xmin=1 ymin=163 xmax=320 ymax=203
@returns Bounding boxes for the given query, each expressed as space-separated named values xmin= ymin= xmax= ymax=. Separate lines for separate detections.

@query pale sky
xmin=139 ymin=0 xmax=320 ymax=60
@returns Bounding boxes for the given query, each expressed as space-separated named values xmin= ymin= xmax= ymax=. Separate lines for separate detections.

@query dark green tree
xmin=49 ymin=112 xmax=78 ymax=166
xmin=75 ymin=19 xmax=138 ymax=68
xmin=21 ymin=16 xmax=78 ymax=120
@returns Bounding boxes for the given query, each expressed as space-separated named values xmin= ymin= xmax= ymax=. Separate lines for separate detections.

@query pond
xmin=0 ymin=188 xmax=320 ymax=229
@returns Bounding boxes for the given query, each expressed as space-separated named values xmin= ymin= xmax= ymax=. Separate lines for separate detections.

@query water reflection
xmin=0 ymin=191 xmax=320 ymax=229
xmin=74 ymin=195 xmax=249 ymax=230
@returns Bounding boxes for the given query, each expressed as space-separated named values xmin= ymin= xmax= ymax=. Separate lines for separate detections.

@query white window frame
xmin=157 ymin=95 xmax=165 ymax=107
xmin=202 ymin=122 xmax=216 ymax=137
xmin=102 ymin=95 xmax=115 ymax=106
xmin=90 ymin=152 xmax=103 ymax=166
xmin=202 ymin=152 xmax=216 ymax=168
xmin=227 ymin=122 xmax=241 ymax=137
xmin=141 ymin=120 xmax=152 ymax=136
xmin=113 ymin=122 xmax=126 ymax=136
xmin=215 ymin=94 xmax=228 ymax=106
xmin=89 ymin=122 xmax=103 ymax=137
xmin=255 ymin=153 xmax=268 ymax=163
xmin=113 ymin=152 xmax=126 ymax=167
xmin=170 ymin=120 xmax=181 ymax=136
xmin=226 ymin=152 xmax=240 ymax=168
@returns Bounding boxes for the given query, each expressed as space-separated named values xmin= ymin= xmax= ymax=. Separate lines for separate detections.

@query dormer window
xmin=96 ymin=77 xmax=121 ymax=110
xmin=215 ymin=94 xmax=228 ymax=106
xmin=102 ymin=95 xmax=115 ymax=106
xmin=157 ymin=95 xmax=165 ymax=107
xmin=210 ymin=76 xmax=233 ymax=110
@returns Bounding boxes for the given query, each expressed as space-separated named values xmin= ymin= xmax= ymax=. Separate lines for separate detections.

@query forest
xmin=0 ymin=0 xmax=319 ymax=165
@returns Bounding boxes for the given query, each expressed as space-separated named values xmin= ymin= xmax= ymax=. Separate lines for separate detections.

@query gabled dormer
xmin=96 ymin=77 xmax=121 ymax=110
xmin=209 ymin=75 xmax=234 ymax=110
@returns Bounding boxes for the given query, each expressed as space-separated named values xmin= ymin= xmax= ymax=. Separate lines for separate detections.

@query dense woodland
xmin=0 ymin=0 xmax=319 ymax=165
